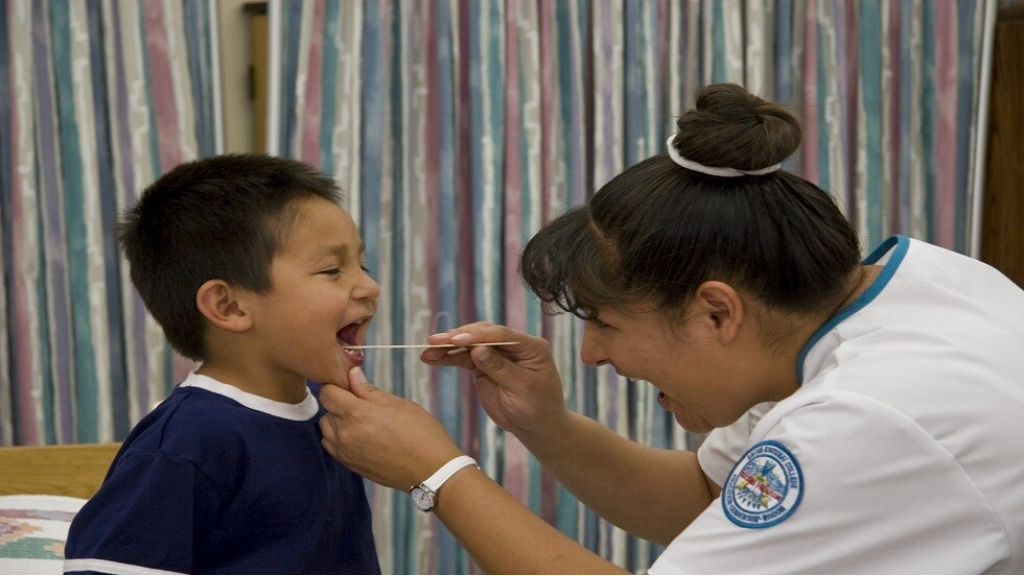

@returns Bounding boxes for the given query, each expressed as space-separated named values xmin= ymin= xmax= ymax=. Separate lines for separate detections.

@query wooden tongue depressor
xmin=344 ymin=341 xmax=518 ymax=350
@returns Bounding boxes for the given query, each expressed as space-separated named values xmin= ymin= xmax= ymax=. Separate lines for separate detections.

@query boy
xmin=63 ymin=155 xmax=382 ymax=574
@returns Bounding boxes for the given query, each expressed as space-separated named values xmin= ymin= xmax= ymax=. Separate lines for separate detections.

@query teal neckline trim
xmin=795 ymin=235 xmax=910 ymax=384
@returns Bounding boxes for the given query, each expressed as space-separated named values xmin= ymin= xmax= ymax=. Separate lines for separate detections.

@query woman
xmin=319 ymin=84 xmax=1024 ymax=573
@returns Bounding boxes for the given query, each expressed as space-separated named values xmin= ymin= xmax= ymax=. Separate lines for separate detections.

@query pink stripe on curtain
xmin=538 ymin=2 xmax=557 ymax=524
xmin=501 ymin=0 xmax=529 ymax=507
xmin=840 ymin=0 xmax=858 ymax=219
xmin=539 ymin=4 xmax=554 ymax=227
xmin=503 ymin=5 xmax=525 ymax=335
xmin=8 ymin=79 xmax=39 ymax=444
xmin=300 ymin=0 xmax=326 ymax=167
xmin=933 ymin=1 xmax=957 ymax=249
xmin=143 ymin=2 xmax=202 ymax=384
xmin=888 ymin=0 xmax=902 ymax=234
xmin=801 ymin=0 xmax=818 ymax=182
xmin=424 ymin=0 xmax=441 ymax=432
xmin=142 ymin=1 xmax=182 ymax=173
xmin=455 ymin=0 xmax=479 ymax=454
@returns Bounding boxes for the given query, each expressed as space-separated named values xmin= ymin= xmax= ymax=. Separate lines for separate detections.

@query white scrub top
xmin=650 ymin=236 xmax=1024 ymax=574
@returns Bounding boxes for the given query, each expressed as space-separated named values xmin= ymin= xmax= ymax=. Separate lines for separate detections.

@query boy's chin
xmin=309 ymin=366 xmax=352 ymax=391
xmin=323 ymin=371 xmax=353 ymax=391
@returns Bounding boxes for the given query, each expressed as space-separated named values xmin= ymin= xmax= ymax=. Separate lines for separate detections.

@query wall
xmin=981 ymin=2 xmax=1024 ymax=287
xmin=217 ymin=0 xmax=256 ymax=153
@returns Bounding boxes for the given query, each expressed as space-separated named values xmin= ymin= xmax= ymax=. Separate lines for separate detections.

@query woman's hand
xmin=319 ymin=368 xmax=464 ymax=491
xmin=420 ymin=322 xmax=570 ymax=442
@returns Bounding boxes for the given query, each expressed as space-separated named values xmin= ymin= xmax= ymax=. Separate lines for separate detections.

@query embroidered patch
xmin=722 ymin=440 xmax=803 ymax=528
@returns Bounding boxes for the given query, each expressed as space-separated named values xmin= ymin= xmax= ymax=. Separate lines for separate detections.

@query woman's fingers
xmin=348 ymin=367 xmax=380 ymax=397
xmin=319 ymin=379 xmax=358 ymax=414
xmin=469 ymin=344 xmax=517 ymax=381
xmin=421 ymin=322 xmax=529 ymax=366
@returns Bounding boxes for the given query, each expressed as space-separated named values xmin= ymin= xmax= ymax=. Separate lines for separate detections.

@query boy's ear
xmin=196 ymin=279 xmax=252 ymax=333
xmin=693 ymin=281 xmax=744 ymax=344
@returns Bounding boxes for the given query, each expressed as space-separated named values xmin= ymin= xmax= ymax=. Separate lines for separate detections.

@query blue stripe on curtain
xmin=319 ymin=0 xmax=340 ymax=173
xmin=34 ymin=0 xmax=71 ymax=445
xmin=386 ymin=5 xmax=413 ymax=572
xmin=265 ymin=1 xmax=993 ymax=572
xmin=815 ymin=18 xmax=830 ymax=194
xmin=85 ymin=0 xmax=129 ymax=440
xmin=954 ymin=0 xmax=976 ymax=255
xmin=278 ymin=2 xmax=303 ymax=155
xmin=899 ymin=0 xmax=912 ymax=233
xmin=470 ymin=0 xmax=506 ymax=494
xmin=359 ymin=0 xmax=384 ymax=319
xmin=860 ymin=0 xmax=884 ymax=248
xmin=355 ymin=0 xmax=391 ymax=569
xmin=435 ymin=0 xmax=465 ymax=571
xmin=774 ymin=5 xmax=795 ymax=196
xmin=110 ymin=1 xmax=148 ymax=430
xmin=624 ymin=0 xmax=645 ymax=169
xmin=552 ymin=0 xmax=584 ymax=545
xmin=51 ymin=0 xmax=99 ymax=442
xmin=922 ymin=0 xmax=936 ymax=242
xmin=184 ymin=0 xmax=216 ymax=159
xmin=711 ymin=1 xmax=725 ymax=83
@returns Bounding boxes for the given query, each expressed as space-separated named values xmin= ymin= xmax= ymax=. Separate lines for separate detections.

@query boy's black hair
xmin=118 ymin=154 xmax=342 ymax=360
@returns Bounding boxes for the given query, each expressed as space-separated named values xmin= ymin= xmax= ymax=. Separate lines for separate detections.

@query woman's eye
xmin=589 ymin=318 xmax=611 ymax=329
xmin=360 ymin=264 xmax=371 ymax=273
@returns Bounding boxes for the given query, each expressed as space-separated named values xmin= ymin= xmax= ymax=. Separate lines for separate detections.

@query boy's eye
xmin=360 ymin=264 xmax=371 ymax=273
xmin=320 ymin=268 xmax=342 ymax=277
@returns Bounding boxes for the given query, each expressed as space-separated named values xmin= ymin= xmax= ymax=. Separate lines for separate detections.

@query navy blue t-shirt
xmin=64 ymin=373 xmax=380 ymax=575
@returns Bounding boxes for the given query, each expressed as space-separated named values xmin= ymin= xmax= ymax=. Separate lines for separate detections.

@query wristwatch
xmin=409 ymin=455 xmax=478 ymax=512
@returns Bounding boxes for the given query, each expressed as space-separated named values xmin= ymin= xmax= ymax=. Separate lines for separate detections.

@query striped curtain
xmin=292 ymin=0 xmax=996 ymax=573
xmin=0 ymin=0 xmax=219 ymax=447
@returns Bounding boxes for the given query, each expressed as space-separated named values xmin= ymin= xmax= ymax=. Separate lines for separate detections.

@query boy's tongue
xmin=337 ymin=323 xmax=360 ymax=346
xmin=337 ymin=324 xmax=365 ymax=362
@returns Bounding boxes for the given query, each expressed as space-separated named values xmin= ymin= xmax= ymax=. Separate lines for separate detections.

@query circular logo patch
xmin=722 ymin=440 xmax=803 ymax=528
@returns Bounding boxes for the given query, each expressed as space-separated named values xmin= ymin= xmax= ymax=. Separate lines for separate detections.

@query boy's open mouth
xmin=337 ymin=321 xmax=365 ymax=360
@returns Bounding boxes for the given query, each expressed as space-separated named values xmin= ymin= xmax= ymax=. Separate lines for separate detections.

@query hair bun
xmin=670 ymin=83 xmax=801 ymax=173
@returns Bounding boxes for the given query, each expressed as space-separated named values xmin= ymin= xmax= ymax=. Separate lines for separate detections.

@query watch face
xmin=410 ymin=486 xmax=435 ymax=511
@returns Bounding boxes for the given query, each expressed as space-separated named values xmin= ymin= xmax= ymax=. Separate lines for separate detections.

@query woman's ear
xmin=693 ymin=281 xmax=744 ymax=344
xmin=196 ymin=279 xmax=252 ymax=333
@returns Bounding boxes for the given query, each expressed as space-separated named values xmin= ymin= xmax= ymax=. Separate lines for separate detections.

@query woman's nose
xmin=579 ymin=323 xmax=610 ymax=367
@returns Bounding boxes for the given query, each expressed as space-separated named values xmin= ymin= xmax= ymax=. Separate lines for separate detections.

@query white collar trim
xmin=180 ymin=372 xmax=319 ymax=421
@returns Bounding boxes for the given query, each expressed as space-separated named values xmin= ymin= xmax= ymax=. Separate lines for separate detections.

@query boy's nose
xmin=355 ymin=273 xmax=381 ymax=301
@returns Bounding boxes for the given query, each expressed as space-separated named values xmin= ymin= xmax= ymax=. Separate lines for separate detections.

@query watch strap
xmin=421 ymin=455 xmax=478 ymax=492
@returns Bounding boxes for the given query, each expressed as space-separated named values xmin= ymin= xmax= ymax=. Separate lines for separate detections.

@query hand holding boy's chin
xmin=318 ymin=359 xmax=362 ymax=391
xmin=322 ymin=373 xmax=351 ymax=391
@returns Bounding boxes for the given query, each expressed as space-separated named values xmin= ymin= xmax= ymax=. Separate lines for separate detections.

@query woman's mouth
xmin=657 ymin=391 xmax=670 ymax=410
xmin=657 ymin=391 xmax=713 ymax=433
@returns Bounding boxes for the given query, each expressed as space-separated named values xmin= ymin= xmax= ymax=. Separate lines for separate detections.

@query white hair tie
xmin=665 ymin=136 xmax=781 ymax=177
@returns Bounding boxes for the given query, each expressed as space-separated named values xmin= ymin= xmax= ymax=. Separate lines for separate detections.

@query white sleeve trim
xmin=63 ymin=558 xmax=186 ymax=575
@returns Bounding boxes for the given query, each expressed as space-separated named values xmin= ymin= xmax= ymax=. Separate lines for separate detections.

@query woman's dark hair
xmin=118 ymin=154 xmax=342 ymax=360
xmin=520 ymin=83 xmax=861 ymax=325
